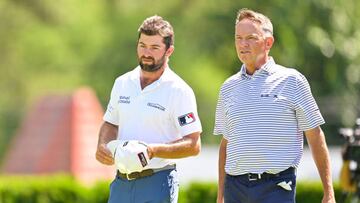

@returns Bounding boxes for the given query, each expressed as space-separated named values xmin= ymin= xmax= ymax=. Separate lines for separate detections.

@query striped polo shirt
xmin=214 ymin=58 xmax=325 ymax=175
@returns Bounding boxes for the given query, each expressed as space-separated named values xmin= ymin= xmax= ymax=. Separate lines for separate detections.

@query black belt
xmin=117 ymin=164 xmax=176 ymax=181
xmin=232 ymin=167 xmax=296 ymax=181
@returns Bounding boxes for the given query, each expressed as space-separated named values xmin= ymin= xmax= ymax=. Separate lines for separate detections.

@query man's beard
xmin=139 ymin=54 xmax=166 ymax=72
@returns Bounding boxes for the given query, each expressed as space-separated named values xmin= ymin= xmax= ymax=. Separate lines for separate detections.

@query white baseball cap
xmin=107 ymin=140 xmax=149 ymax=174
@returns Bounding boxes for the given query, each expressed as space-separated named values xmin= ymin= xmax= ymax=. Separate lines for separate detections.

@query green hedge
xmin=0 ymin=175 xmax=92 ymax=203
xmin=0 ymin=175 xmax=343 ymax=203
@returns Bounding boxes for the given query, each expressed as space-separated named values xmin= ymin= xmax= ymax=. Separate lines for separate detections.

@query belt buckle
xmin=126 ymin=173 xmax=136 ymax=181
xmin=248 ymin=173 xmax=261 ymax=181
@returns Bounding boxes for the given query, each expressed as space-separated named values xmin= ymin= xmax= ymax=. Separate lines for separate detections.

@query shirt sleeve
xmin=213 ymin=89 xmax=226 ymax=137
xmin=172 ymin=87 xmax=202 ymax=137
xmin=103 ymin=80 xmax=120 ymax=126
xmin=294 ymin=73 xmax=325 ymax=131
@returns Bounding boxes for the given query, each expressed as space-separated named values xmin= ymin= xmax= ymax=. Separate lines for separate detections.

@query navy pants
xmin=108 ymin=169 xmax=179 ymax=203
xmin=224 ymin=170 xmax=296 ymax=203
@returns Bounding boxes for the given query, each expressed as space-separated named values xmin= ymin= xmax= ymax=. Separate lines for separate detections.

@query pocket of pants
xmin=271 ymin=173 xmax=297 ymax=192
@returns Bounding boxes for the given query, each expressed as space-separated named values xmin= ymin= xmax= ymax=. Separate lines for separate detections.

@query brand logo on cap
xmin=138 ymin=152 xmax=148 ymax=167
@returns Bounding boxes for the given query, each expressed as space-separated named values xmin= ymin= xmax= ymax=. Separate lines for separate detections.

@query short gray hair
xmin=236 ymin=8 xmax=273 ymax=36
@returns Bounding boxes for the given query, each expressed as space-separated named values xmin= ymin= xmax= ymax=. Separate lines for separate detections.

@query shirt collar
xmin=157 ymin=64 xmax=173 ymax=83
xmin=130 ymin=64 xmax=173 ymax=91
xmin=239 ymin=57 xmax=276 ymax=79
xmin=261 ymin=57 xmax=276 ymax=74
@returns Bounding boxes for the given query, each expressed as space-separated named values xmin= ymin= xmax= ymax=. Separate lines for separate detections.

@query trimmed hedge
xmin=0 ymin=175 xmax=342 ymax=203
xmin=0 ymin=175 xmax=92 ymax=203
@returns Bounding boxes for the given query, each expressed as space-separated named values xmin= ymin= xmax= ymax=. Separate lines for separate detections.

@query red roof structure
xmin=1 ymin=87 xmax=115 ymax=184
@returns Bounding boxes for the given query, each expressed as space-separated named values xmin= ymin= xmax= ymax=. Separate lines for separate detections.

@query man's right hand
xmin=96 ymin=143 xmax=114 ymax=165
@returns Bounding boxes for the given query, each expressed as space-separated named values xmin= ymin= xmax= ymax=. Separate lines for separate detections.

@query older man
xmin=214 ymin=8 xmax=335 ymax=203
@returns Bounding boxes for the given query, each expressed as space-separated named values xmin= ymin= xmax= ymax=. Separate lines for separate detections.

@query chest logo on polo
xmin=178 ymin=112 xmax=196 ymax=126
xmin=147 ymin=103 xmax=166 ymax=111
xmin=260 ymin=94 xmax=278 ymax=98
xmin=118 ymin=96 xmax=130 ymax=104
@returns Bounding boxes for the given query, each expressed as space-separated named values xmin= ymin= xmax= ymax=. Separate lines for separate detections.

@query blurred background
xmin=0 ymin=0 xmax=360 ymax=201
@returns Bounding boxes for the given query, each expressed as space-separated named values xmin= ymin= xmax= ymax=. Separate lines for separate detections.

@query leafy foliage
xmin=1 ymin=0 xmax=360 ymax=160
xmin=0 ymin=176 xmax=343 ymax=203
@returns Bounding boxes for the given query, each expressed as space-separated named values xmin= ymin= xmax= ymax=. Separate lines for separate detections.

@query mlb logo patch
xmin=178 ymin=112 xmax=196 ymax=126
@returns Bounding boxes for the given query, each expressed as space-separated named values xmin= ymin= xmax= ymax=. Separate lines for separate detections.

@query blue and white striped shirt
xmin=214 ymin=58 xmax=325 ymax=175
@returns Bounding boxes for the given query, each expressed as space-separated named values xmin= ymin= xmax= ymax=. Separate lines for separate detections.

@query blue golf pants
xmin=108 ymin=168 xmax=179 ymax=203
xmin=224 ymin=169 xmax=296 ymax=203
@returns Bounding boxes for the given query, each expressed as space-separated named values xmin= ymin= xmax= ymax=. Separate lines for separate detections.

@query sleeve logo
xmin=178 ymin=112 xmax=196 ymax=126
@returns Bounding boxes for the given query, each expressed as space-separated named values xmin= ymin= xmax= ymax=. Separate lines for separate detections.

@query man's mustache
xmin=140 ymin=56 xmax=155 ymax=61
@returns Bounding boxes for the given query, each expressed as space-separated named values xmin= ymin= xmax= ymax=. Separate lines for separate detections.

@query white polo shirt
xmin=104 ymin=65 xmax=202 ymax=169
